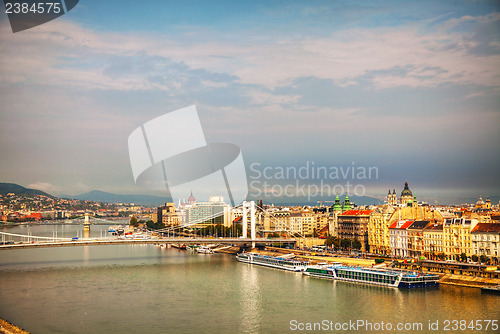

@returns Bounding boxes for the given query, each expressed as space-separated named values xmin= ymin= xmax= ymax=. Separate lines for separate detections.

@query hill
xmin=0 ymin=182 xmax=53 ymax=197
xmin=68 ymin=190 xmax=169 ymax=206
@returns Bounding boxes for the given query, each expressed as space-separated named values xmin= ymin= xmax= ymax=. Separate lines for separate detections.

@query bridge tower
xmin=242 ymin=201 xmax=256 ymax=248
xmin=83 ymin=213 xmax=91 ymax=238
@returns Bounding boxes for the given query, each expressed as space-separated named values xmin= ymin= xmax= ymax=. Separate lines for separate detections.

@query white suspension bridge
xmin=0 ymin=201 xmax=299 ymax=250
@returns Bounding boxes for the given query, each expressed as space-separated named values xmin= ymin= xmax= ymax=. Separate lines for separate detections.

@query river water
xmin=0 ymin=225 xmax=498 ymax=334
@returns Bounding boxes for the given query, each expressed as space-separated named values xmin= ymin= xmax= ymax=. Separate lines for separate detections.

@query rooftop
xmin=340 ymin=210 xmax=372 ymax=216
xmin=471 ymin=223 xmax=500 ymax=233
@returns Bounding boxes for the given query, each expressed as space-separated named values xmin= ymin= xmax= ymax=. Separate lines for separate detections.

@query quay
xmin=0 ymin=318 xmax=30 ymax=334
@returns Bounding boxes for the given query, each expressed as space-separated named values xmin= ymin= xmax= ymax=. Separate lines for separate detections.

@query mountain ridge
xmin=0 ymin=182 xmax=53 ymax=197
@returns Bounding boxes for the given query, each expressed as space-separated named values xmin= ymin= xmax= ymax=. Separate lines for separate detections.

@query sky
xmin=0 ymin=0 xmax=499 ymax=204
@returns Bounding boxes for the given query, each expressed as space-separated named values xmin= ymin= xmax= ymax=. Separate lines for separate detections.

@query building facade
xmin=407 ymin=220 xmax=430 ymax=258
xmin=368 ymin=205 xmax=394 ymax=255
xmin=337 ymin=210 xmax=372 ymax=252
xmin=443 ymin=218 xmax=479 ymax=260
xmin=471 ymin=223 xmax=500 ymax=261
xmin=389 ymin=220 xmax=413 ymax=258
xmin=423 ymin=223 xmax=444 ymax=260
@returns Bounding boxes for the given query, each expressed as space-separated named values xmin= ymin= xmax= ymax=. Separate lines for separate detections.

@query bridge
xmin=0 ymin=236 xmax=296 ymax=250
xmin=0 ymin=201 xmax=300 ymax=250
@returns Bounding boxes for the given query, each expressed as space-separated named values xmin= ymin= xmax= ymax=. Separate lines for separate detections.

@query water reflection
xmin=239 ymin=264 xmax=261 ymax=333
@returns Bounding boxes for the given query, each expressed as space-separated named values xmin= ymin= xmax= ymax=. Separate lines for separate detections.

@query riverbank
xmin=438 ymin=274 xmax=500 ymax=289
xmin=0 ymin=318 xmax=30 ymax=334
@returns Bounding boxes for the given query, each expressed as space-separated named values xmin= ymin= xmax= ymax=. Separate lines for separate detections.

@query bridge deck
xmin=0 ymin=238 xmax=296 ymax=250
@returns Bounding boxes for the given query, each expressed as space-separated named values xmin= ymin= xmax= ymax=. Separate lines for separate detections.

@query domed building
xmin=485 ymin=197 xmax=491 ymax=209
xmin=342 ymin=194 xmax=352 ymax=211
xmin=332 ymin=194 xmax=342 ymax=212
xmin=187 ymin=191 xmax=196 ymax=205
xmin=475 ymin=196 xmax=485 ymax=209
xmin=387 ymin=189 xmax=397 ymax=206
xmin=400 ymin=181 xmax=413 ymax=205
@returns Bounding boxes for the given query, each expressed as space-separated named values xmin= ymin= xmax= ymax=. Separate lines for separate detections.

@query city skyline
xmin=0 ymin=1 xmax=499 ymax=204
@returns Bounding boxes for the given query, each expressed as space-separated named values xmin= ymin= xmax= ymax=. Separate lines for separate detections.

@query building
xmin=265 ymin=210 xmax=291 ymax=234
xmin=423 ymin=223 xmax=444 ymax=260
xmin=400 ymin=181 xmax=413 ymax=205
xmin=160 ymin=202 xmax=185 ymax=227
xmin=187 ymin=192 xmax=196 ymax=205
xmin=316 ymin=213 xmax=329 ymax=235
xmin=388 ymin=204 xmax=444 ymax=227
xmin=337 ymin=210 xmax=372 ymax=252
xmin=389 ymin=220 xmax=413 ymax=258
xmin=328 ymin=194 xmax=354 ymax=236
xmin=186 ymin=195 xmax=231 ymax=228
xmin=443 ymin=218 xmax=479 ymax=260
xmin=289 ymin=212 xmax=303 ymax=235
xmin=368 ymin=205 xmax=394 ymax=255
xmin=301 ymin=210 xmax=315 ymax=236
xmin=471 ymin=223 xmax=500 ymax=262
xmin=407 ymin=220 xmax=431 ymax=258
xmin=387 ymin=189 xmax=397 ymax=206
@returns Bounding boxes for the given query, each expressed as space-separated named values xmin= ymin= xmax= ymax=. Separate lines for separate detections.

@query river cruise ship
xmin=236 ymin=252 xmax=309 ymax=272
xmin=303 ymin=264 xmax=439 ymax=288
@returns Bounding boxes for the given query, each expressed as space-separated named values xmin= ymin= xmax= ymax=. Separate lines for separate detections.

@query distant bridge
xmin=0 ymin=237 xmax=296 ymax=250
xmin=0 ymin=201 xmax=300 ymax=250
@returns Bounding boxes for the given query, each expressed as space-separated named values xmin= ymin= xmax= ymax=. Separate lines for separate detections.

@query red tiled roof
xmin=389 ymin=220 xmax=413 ymax=229
xmin=471 ymin=223 xmax=500 ymax=233
xmin=340 ymin=210 xmax=373 ymax=216
xmin=401 ymin=221 xmax=414 ymax=229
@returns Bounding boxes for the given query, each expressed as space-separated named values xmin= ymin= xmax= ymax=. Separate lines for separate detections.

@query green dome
xmin=342 ymin=194 xmax=352 ymax=211
xmin=333 ymin=195 xmax=342 ymax=211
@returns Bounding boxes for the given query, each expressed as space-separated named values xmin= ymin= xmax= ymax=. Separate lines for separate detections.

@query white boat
xmin=196 ymin=246 xmax=214 ymax=254
xmin=236 ymin=252 xmax=309 ymax=272
xmin=303 ymin=264 xmax=439 ymax=288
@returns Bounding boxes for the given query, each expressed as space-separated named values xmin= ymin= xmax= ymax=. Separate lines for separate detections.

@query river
xmin=0 ymin=224 xmax=498 ymax=333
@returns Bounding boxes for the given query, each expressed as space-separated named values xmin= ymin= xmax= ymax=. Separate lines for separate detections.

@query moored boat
xmin=236 ymin=252 xmax=309 ymax=272
xmin=196 ymin=246 xmax=214 ymax=254
xmin=481 ymin=285 xmax=500 ymax=294
xmin=303 ymin=264 xmax=439 ymax=288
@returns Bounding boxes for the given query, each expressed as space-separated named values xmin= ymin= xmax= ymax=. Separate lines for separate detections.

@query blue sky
xmin=0 ymin=0 xmax=499 ymax=204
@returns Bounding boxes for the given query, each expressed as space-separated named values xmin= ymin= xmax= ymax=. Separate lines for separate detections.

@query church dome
xmin=187 ymin=191 xmax=196 ymax=204
xmin=401 ymin=181 xmax=412 ymax=197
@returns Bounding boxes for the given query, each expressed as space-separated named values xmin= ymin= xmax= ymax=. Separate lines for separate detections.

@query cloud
xmin=1 ymin=11 xmax=499 ymax=94
xmin=27 ymin=182 xmax=61 ymax=194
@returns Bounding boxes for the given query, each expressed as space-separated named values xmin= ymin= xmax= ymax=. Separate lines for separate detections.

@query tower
xmin=387 ymin=189 xmax=397 ymax=206
xmin=83 ymin=213 xmax=91 ymax=239
xmin=342 ymin=194 xmax=352 ymax=212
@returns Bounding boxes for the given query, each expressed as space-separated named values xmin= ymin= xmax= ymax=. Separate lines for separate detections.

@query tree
xmin=352 ymin=238 xmax=362 ymax=250
xmin=324 ymin=236 xmax=335 ymax=247
xmin=471 ymin=254 xmax=479 ymax=262
xmin=312 ymin=228 xmax=318 ymax=238
xmin=479 ymin=254 xmax=489 ymax=264
xmin=129 ymin=216 xmax=138 ymax=227
xmin=341 ymin=238 xmax=350 ymax=250
xmin=460 ymin=253 xmax=467 ymax=262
